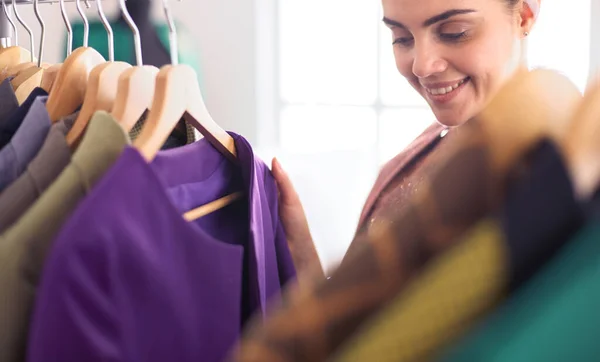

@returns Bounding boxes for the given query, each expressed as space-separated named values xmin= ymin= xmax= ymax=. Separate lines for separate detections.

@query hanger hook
xmin=84 ymin=0 xmax=91 ymax=9
xmin=75 ymin=0 xmax=88 ymax=48
xmin=119 ymin=0 xmax=142 ymax=66
xmin=33 ymin=0 xmax=45 ymax=68
xmin=12 ymin=0 xmax=34 ymax=62
xmin=161 ymin=0 xmax=179 ymax=65
xmin=59 ymin=0 xmax=72 ymax=56
xmin=96 ymin=0 xmax=114 ymax=61
xmin=1 ymin=0 xmax=16 ymax=47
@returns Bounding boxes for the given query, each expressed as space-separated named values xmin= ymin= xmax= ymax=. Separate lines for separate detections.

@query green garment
xmin=66 ymin=19 xmax=204 ymax=89
xmin=0 ymin=112 xmax=130 ymax=362
xmin=440 ymin=222 xmax=600 ymax=362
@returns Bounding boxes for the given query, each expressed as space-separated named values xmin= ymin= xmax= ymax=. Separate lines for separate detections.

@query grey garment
xmin=0 ymin=78 xmax=19 ymax=147
xmin=0 ymin=112 xmax=77 ymax=233
xmin=0 ymin=111 xmax=130 ymax=362
xmin=0 ymin=96 xmax=52 ymax=192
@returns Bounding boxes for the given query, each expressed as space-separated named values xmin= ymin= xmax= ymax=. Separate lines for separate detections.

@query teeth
xmin=425 ymin=79 xmax=466 ymax=95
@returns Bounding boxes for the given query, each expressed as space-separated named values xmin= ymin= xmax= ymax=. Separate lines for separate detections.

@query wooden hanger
xmin=45 ymin=47 xmax=105 ymax=123
xmin=40 ymin=63 xmax=62 ymax=93
xmin=2 ymin=0 xmax=44 ymax=94
xmin=46 ymin=0 xmax=106 ymax=123
xmin=134 ymin=64 xmax=236 ymax=161
xmin=0 ymin=47 xmax=31 ymax=73
xmin=111 ymin=65 xmax=159 ymax=132
xmin=66 ymin=61 xmax=132 ymax=147
xmin=471 ymin=67 xmax=582 ymax=177
xmin=562 ymin=76 xmax=600 ymax=200
xmin=134 ymin=64 xmax=241 ymax=220
xmin=0 ymin=59 xmax=35 ymax=82
xmin=11 ymin=66 xmax=43 ymax=103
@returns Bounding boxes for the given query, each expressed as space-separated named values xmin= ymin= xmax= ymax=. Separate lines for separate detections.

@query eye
xmin=393 ymin=37 xmax=414 ymax=47
xmin=439 ymin=31 xmax=468 ymax=41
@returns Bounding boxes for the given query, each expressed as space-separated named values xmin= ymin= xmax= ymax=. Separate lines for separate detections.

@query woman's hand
xmin=271 ymin=158 xmax=324 ymax=279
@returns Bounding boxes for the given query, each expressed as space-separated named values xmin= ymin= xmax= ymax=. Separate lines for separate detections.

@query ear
xmin=520 ymin=0 xmax=540 ymax=36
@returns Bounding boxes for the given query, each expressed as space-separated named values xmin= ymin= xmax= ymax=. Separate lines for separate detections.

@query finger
xmin=272 ymin=157 xmax=300 ymax=204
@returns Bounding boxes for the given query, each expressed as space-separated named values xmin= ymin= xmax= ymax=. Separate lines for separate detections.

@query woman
xmin=273 ymin=0 xmax=541 ymax=276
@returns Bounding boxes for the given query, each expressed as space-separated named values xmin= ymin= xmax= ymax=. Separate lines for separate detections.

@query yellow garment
xmin=331 ymin=220 xmax=509 ymax=362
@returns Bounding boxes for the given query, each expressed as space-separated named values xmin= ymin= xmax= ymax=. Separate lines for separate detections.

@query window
xmin=268 ymin=0 xmax=592 ymax=268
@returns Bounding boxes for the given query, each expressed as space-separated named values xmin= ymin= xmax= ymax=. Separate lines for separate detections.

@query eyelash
xmin=440 ymin=31 xmax=468 ymax=41
xmin=392 ymin=31 xmax=468 ymax=47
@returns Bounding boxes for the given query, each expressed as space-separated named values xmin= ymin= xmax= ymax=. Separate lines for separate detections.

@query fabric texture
xmin=0 ymin=91 xmax=50 ymax=192
xmin=0 ymin=77 xmax=19 ymax=143
xmin=440 ymin=222 xmax=600 ymax=362
xmin=0 ymin=111 xmax=129 ymax=362
xmin=344 ymin=123 xmax=445 ymax=261
xmin=27 ymin=133 xmax=295 ymax=362
xmin=330 ymin=140 xmax=583 ymax=362
xmin=229 ymin=120 xmax=525 ymax=362
xmin=129 ymin=111 xmax=198 ymax=148
xmin=356 ymin=122 xmax=444 ymax=230
xmin=0 ymin=112 xmax=77 ymax=232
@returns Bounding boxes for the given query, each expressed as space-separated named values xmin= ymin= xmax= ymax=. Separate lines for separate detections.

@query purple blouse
xmin=27 ymin=133 xmax=296 ymax=362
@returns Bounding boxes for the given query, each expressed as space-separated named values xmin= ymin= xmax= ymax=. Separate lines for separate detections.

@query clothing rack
xmin=0 ymin=0 xmax=100 ymax=44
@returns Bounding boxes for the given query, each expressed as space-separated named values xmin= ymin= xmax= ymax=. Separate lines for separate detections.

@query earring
xmin=524 ymin=31 xmax=529 ymax=37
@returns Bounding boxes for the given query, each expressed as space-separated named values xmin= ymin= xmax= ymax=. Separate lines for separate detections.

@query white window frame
xmin=257 ymin=0 xmax=600 ymax=154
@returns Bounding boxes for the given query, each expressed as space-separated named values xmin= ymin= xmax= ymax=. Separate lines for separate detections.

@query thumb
xmin=272 ymin=157 xmax=300 ymax=205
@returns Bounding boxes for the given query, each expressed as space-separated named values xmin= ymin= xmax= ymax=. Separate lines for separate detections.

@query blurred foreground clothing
xmin=331 ymin=139 xmax=584 ymax=362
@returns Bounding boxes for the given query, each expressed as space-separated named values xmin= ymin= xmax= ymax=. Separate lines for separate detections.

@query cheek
xmin=459 ymin=33 xmax=520 ymax=85
xmin=393 ymin=48 xmax=415 ymax=79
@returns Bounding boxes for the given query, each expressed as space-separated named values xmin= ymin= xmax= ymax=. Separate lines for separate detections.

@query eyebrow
xmin=382 ymin=9 xmax=477 ymax=29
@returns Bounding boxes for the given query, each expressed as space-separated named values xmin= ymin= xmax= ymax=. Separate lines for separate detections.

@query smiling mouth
xmin=424 ymin=77 xmax=470 ymax=96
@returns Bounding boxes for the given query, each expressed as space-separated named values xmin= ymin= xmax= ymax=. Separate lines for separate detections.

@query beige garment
xmin=0 ymin=111 xmax=130 ymax=362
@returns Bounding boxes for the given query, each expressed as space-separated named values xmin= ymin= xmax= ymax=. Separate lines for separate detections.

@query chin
xmin=431 ymin=109 xmax=471 ymax=128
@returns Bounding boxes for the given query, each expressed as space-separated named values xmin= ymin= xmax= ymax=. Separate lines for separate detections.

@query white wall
xmin=13 ymin=0 xmax=259 ymax=144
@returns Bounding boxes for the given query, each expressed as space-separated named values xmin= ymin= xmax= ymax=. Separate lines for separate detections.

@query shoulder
xmin=379 ymin=122 xmax=445 ymax=179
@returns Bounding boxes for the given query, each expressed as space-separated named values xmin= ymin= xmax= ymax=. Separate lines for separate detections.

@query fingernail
xmin=273 ymin=157 xmax=283 ymax=174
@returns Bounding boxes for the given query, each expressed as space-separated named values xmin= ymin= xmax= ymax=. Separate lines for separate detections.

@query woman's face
xmin=383 ymin=0 xmax=526 ymax=127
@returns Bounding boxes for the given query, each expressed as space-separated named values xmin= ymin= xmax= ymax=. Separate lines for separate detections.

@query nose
xmin=411 ymin=41 xmax=448 ymax=79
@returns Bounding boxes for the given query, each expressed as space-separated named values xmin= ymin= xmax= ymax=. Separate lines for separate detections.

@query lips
xmin=423 ymin=77 xmax=470 ymax=96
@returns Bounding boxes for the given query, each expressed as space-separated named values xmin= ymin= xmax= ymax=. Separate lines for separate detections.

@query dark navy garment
xmin=0 ymin=77 xmax=19 ymax=147
xmin=500 ymin=139 xmax=585 ymax=290
xmin=27 ymin=133 xmax=296 ymax=362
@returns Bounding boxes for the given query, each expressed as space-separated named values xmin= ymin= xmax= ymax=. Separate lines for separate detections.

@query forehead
xmin=381 ymin=0 xmax=498 ymax=20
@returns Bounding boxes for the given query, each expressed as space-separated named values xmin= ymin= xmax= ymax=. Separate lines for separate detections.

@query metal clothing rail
xmin=0 ymin=0 xmax=100 ymax=44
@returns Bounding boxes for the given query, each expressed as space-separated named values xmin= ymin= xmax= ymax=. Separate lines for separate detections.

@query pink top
xmin=345 ymin=122 xmax=447 ymax=258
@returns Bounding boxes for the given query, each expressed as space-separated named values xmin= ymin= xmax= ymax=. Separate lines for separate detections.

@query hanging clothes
xmin=27 ymin=128 xmax=295 ymax=362
xmin=0 ymin=88 xmax=50 ymax=191
xmin=0 ymin=112 xmax=130 ymax=362
xmin=0 ymin=2 xmax=299 ymax=362
xmin=228 ymin=120 xmax=526 ymax=362
xmin=330 ymin=139 xmax=585 ymax=362
xmin=0 ymin=111 xmax=77 ymax=233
